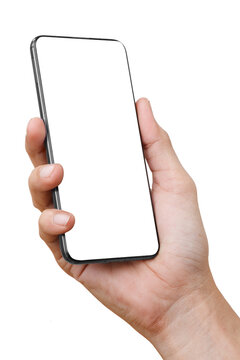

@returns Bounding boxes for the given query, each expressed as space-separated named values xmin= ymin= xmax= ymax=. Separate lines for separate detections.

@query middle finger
xmin=28 ymin=163 xmax=64 ymax=211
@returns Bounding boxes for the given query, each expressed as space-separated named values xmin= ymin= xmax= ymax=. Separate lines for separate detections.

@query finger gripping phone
xmin=30 ymin=35 xmax=159 ymax=264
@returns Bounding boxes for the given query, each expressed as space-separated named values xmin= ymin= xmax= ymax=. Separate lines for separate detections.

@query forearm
xmin=150 ymin=274 xmax=240 ymax=359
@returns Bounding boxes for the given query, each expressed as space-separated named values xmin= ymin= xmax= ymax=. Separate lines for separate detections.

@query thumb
xmin=136 ymin=98 xmax=195 ymax=194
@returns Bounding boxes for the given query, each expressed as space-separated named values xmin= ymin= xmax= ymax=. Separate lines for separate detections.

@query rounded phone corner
xmin=151 ymin=240 xmax=160 ymax=259
xmin=30 ymin=35 xmax=45 ymax=50
xmin=59 ymin=235 xmax=83 ymax=265
xmin=143 ymin=237 xmax=160 ymax=261
xmin=113 ymin=39 xmax=128 ymax=56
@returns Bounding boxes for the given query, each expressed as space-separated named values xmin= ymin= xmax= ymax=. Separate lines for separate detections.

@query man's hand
xmin=26 ymin=98 xmax=240 ymax=359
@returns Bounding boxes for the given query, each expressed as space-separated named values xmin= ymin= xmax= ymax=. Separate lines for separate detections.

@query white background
xmin=0 ymin=1 xmax=240 ymax=359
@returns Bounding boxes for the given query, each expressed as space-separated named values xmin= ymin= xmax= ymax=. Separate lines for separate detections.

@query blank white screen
xmin=35 ymin=36 xmax=159 ymax=261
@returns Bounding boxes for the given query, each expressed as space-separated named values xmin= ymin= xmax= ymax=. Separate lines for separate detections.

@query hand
xmin=26 ymin=98 xmax=240 ymax=359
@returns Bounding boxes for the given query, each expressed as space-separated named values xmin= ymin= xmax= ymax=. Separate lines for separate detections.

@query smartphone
xmin=30 ymin=35 xmax=159 ymax=264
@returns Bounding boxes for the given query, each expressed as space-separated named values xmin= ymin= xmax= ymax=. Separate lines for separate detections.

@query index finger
xmin=25 ymin=117 xmax=47 ymax=167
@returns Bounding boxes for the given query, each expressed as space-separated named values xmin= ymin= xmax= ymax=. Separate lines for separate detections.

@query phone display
xmin=30 ymin=35 xmax=159 ymax=264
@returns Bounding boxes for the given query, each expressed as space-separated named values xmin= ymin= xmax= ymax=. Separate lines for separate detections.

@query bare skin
xmin=26 ymin=98 xmax=240 ymax=359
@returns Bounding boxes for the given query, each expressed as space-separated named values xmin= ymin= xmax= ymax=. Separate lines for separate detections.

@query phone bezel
xmin=30 ymin=35 xmax=160 ymax=264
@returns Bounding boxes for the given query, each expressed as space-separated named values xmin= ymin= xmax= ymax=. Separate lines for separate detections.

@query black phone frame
xmin=30 ymin=34 xmax=160 ymax=264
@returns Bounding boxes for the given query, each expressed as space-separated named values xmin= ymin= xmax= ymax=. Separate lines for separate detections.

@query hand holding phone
xmin=26 ymin=98 xmax=221 ymax=358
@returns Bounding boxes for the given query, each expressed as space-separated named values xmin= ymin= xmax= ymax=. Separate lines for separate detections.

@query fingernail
xmin=53 ymin=213 xmax=70 ymax=226
xmin=39 ymin=164 xmax=55 ymax=178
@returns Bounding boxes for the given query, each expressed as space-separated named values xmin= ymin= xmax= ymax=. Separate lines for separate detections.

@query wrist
xmin=149 ymin=271 xmax=240 ymax=359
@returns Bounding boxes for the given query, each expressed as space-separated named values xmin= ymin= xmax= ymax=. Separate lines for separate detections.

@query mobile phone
xmin=30 ymin=35 xmax=159 ymax=264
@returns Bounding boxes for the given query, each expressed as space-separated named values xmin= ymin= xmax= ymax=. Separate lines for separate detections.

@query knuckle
xmin=28 ymin=169 xmax=35 ymax=189
xmin=40 ymin=208 xmax=51 ymax=219
xmin=38 ymin=228 xmax=46 ymax=241
xmin=38 ymin=209 xmax=46 ymax=225
xmin=184 ymin=174 xmax=197 ymax=193
xmin=32 ymin=198 xmax=43 ymax=211
xmin=153 ymin=169 xmax=197 ymax=195
xmin=188 ymin=176 xmax=197 ymax=192
xmin=32 ymin=198 xmax=38 ymax=209
xmin=38 ymin=214 xmax=46 ymax=239
xmin=179 ymin=173 xmax=197 ymax=194
xmin=160 ymin=128 xmax=171 ymax=145
xmin=28 ymin=167 xmax=43 ymax=191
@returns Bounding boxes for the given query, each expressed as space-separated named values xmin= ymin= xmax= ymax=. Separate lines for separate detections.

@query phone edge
xmin=30 ymin=34 xmax=160 ymax=264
